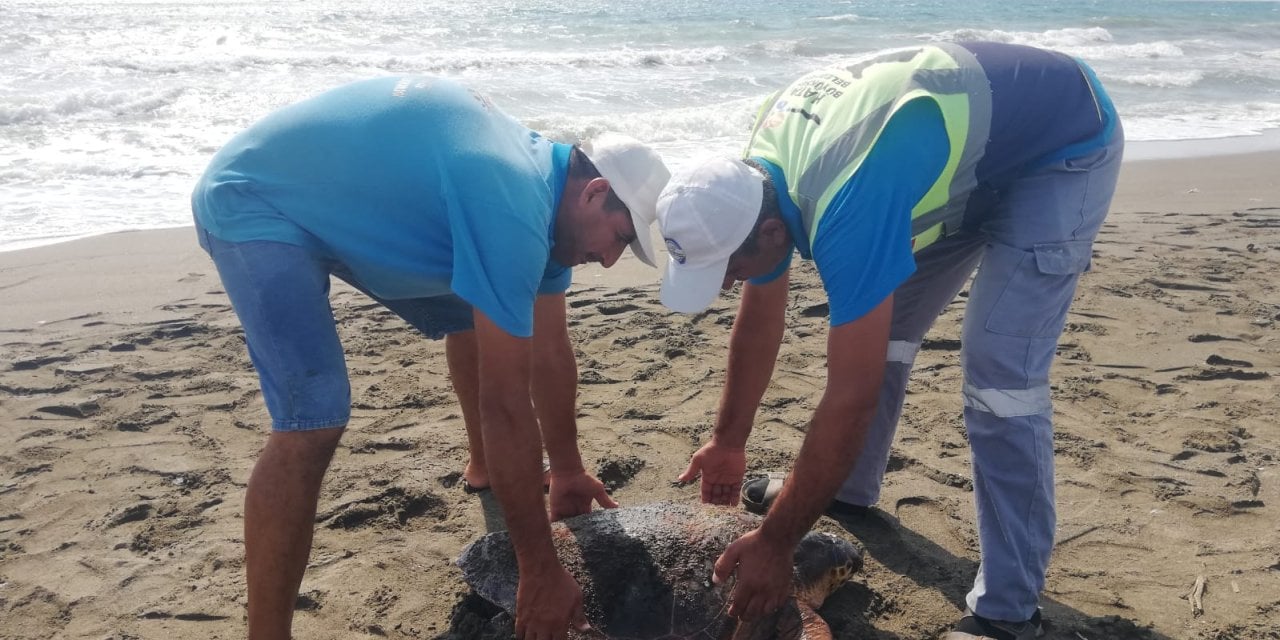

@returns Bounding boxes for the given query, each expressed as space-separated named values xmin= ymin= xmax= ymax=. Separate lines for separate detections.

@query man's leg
xmin=198 ymin=228 xmax=352 ymax=639
xmin=245 ymin=428 xmax=343 ymax=638
xmin=445 ymin=330 xmax=488 ymax=488
xmin=327 ymin=274 xmax=490 ymax=489
xmin=835 ymin=232 xmax=986 ymax=507
xmin=960 ymin=130 xmax=1123 ymax=624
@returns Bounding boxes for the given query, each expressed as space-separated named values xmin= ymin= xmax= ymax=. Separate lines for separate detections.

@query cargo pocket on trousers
xmin=984 ymin=240 xmax=1094 ymax=338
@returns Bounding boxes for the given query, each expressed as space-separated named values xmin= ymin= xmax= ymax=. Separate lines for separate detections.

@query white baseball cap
xmin=656 ymin=156 xmax=764 ymax=313
xmin=581 ymin=132 xmax=671 ymax=267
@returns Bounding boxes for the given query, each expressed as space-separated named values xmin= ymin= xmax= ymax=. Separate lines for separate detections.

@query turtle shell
xmin=457 ymin=501 xmax=763 ymax=640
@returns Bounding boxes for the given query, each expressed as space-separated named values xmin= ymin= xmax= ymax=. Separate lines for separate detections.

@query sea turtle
xmin=456 ymin=501 xmax=863 ymax=639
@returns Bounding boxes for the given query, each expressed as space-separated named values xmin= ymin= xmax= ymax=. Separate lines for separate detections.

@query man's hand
xmin=548 ymin=470 xmax=619 ymax=521
xmin=712 ymin=528 xmax=794 ymax=621
xmin=677 ymin=441 xmax=747 ymax=506
xmin=515 ymin=563 xmax=590 ymax=640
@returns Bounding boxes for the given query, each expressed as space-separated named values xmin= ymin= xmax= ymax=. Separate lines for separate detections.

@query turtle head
xmin=793 ymin=532 xmax=863 ymax=609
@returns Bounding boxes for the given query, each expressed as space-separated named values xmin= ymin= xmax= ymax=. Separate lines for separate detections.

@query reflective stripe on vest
xmin=744 ymin=44 xmax=991 ymax=254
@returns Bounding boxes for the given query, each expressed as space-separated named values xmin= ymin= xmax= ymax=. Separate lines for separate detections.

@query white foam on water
xmin=82 ymin=45 xmax=740 ymax=77
xmin=928 ymin=27 xmax=1186 ymax=60
xmin=0 ymin=87 xmax=187 ymax=126
xmin=1124 ymin=101 xmax=1280 ymax=141
xmin=1110 ymin=70 xmax=1205 ymax=88
xmin=3 ymin=0 xmax=1278 ymax=251
xmin=814 ymin=14 xmax=863 ymax=23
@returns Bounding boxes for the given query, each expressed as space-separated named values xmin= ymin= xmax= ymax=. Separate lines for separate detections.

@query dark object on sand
xmin=456 ymin=501 xmax=862 ymax=639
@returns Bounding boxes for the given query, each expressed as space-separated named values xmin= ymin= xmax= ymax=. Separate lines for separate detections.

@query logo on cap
xmin=665 ymin=238 xmax=686 ymax=264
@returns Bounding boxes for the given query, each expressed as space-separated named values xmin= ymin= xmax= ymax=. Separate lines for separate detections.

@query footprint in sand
xmin=35 ymin=399 xmax=101 ymax=418
xmin=893 ymin=495 xmax=975 ymax=558
xmin=595 ymin=454 xmax=645 ymax=491
xmin=1187 ymin=333 xmax=1243 ymax=343
xmin=316 ymin=487 xmax=446 ymax=531
xmin=596 ymin=302 xmax=641 ymax=316
xmin=1175 ymin=367 xmax=1270 ymax=381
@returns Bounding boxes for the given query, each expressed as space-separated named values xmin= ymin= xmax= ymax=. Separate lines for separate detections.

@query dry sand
xmin=1 ymin=149 xmax=1277 ymax=639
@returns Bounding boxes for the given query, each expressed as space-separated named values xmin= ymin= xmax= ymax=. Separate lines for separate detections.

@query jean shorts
xmin=195 ymin=224 xmax=473 ymax=431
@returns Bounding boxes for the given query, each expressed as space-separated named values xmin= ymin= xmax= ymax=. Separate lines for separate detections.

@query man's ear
xmin=582 ymin=177 xmax=612 ymax=206
xmin=760 ymin=218 xmax=790 ymax=249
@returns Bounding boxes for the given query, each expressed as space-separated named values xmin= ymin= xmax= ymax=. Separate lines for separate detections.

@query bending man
xmin=191 ymin=76 xmax=670 ymax=640
xmin=658 ymin=42 xmax=1122 ymax=640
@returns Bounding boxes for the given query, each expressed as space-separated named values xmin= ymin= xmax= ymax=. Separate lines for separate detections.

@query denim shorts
xmin=196 ymin=224 xmax=473 ymax=431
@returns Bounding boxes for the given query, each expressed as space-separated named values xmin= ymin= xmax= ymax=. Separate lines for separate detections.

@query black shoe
xmin=740 ymin=474 xmax=869 ymax=519
xmin=824 ymin=499 xmax=870 ymax=520
xmin=741 ymin=472 xmax=786 ymax=514
xmin=942 ymin=608 xmax=1043 ymax=640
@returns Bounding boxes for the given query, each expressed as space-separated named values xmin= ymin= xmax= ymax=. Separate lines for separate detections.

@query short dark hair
xmin=734 ymin=159 xmax=783 ymax=256
xmin=568 ymin=146 xmax=629 ymax=212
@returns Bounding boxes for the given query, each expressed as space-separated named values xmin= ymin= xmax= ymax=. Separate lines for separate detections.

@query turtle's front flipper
xmin=796 ymin=603 xmax=831 ymax=640
xmin=723 ymin=601 xmax=807 ymax=640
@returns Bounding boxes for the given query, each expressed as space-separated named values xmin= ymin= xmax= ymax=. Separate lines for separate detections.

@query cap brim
xmin=660 ymin=256 xmax=729 ymax=313
xmin=629 ymin=209 xmax=657 ymax=268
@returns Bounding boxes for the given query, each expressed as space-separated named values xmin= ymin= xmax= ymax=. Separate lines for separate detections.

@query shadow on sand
xmin=821 ymin=507 xmax=1167 ymax=640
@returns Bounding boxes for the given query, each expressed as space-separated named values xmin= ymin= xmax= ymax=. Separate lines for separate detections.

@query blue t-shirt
xmin=750 ymin=98 xmax=949 ymax=327
xmin=191 ymin=76 xmax=572 ymax=338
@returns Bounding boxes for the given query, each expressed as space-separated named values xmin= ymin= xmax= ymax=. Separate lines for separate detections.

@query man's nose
xmin=600 ymin=243 xmax=625 ymax=268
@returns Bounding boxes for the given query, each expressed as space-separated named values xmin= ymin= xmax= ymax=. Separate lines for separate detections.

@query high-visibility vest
xmin=745 ymin=43 xmax=992 ymax=252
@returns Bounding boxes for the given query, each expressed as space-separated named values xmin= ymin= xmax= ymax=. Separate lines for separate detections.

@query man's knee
xmin=260 ymin=427 xmax=345 ymax=478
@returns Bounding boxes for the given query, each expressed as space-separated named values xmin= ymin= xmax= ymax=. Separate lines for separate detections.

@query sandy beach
xmin=1 ymin=148 xmax=1277 ymax=639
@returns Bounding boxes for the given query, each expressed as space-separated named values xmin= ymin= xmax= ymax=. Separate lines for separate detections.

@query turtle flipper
xmin=797 ymin=603 xmax=832 ymax=640
xmin=723 ymin=600 xmax=808 ymax=640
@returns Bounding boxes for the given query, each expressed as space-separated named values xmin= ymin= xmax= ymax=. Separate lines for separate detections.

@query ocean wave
xmin=0 ymin=161 xmax=188 ymax=183
xmin=0 ymin=167 xmax=40 ymax=182
xmin=814 ymin=14 xmax=862 ymax=23
xmin=1110 ymin=70 xmax=1204 ymax=88
xmin=931 ymin=26 xmax=1113 ymax=47
xmin=526 ymin=97 xmax=762 ymax=149
xmin=95 ymin=46 xmax=736 ymax=76
xmin=0 ymin=87 xmax=186 ymax=126
xmin=747 ymin=40 xmax=805 ymax=56
xmin=743 ymin=39 xmax=855 ymax=60
xmin=1124 ymin=100 xmax=1280 ymax=141
xmin=927 ymin=27 xmax=1184 ymax=60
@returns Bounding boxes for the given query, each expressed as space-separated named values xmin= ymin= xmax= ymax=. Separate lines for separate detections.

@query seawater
xmin=2 ymin=0 xmax=1278 ymax=250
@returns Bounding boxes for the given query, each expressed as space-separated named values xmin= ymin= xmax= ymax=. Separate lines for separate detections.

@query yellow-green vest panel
xmin=745 ymin=44 xmax=992 ymax=253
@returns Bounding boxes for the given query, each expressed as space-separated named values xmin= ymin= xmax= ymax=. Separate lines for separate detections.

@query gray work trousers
xmin=835 ymin=127 xmax=1125 ymax=622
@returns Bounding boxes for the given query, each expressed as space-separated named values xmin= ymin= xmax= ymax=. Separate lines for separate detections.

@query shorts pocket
xmin=984 ymin=240 xmax=1093 ymax=338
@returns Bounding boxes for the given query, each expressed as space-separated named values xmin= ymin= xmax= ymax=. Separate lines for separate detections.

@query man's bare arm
xmin=530 ymin=293 xmax=585 ymax=475
xmin=473 ymin=310 xmax=556 ymax=566
xmin=713 ymin=270 xmax=791 ymax=448
xmin=761 ymin=294 xmax=893 ymax=546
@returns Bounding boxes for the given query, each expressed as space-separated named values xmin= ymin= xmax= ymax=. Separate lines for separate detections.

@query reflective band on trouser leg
xmin=885 ymin=339 xmax=919 ymax=366
xmin=961 ymin=375 xmax=1055 ymax=620
xmin=961 ymin=382 xmax=1052 ymax=418
xmin=963 ymin=404 xmax=1055 ymax=621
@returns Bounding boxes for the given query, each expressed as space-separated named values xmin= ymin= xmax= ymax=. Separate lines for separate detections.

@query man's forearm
xmin=759 ymin=296 xmax=893 ymax=546
xmin=714 ymin=278 xmax=789 ymax=447
xmin=531 ymin=332 xmax=584 ymax=474
xmin=759 ymin=400 xmax=873 ymax=547
xmin=481 ymin=389 xmax=559 ymax=568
